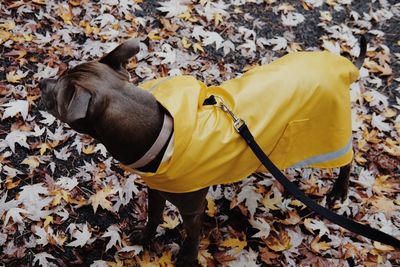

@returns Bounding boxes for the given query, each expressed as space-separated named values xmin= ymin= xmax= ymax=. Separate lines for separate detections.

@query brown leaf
xmin=265 ymin=230 xmax=291 ymax=252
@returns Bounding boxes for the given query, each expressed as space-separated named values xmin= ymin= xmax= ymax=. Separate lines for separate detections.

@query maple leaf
xmin=202 ymin=31 xmax=224 ymax=50
xmin=262 ymin=187 xmax=284 ymax=211
xmin=33 ymin=63 xmax=59 ymax=80
xmin=304 ymin=218 xmax=330 ymax=237
xmin=206 ymin=195 xmax=217 ymax=217
xmin=322 ymin=40 xmax=341 ymax=55
xmin=371 ymin=113 xmax=392 ymax=132
xmin=21 ymin=156 xmax=41 ymax=170
xmin=265 ymin=37 xmax=288 ymax=51
xmin=0 ymin=192 xmax=19 ymax=219
xmin=155 ymin=43 xmax=176 ymax=64
xmin=237 ymin=182 xmax=262 ymax=218
xmin=373 ymin=175 xmax=398 ymax=194
xmin=4 ymin=207 xmax=28 ymax=226
xmin=6 ymin=70 xmax=28 ymax=83
xmin=39 ymin=111 xmax=56 ymax=126
xmin=4 ymin=130 xmax=30 ymax=152
xmin=67 ymin=223 xmax=92 ymax=247
xmin=119 ymin=245 xmax=143 ymax=254
xmin=281 ymin=12 xmax=305 ymax=27
xmin=370 ymin=196 xmax=400 ymax=216
xmin=220 ymin=237 xmax=247 ymax=255
xmin=350 ymin=169 xmax=375 ymax=197
xmin=54 ymin=146 xmax=72 ymax=160
xmin=33 ymin=225 xmax=53 ymax=246
xmin=160 ymin=214 xmax=180 ymax=229
xmin=90 ymin=186 xmax=114 ymax=213
xmin=102 ymin=225 xmax=121 ymax=251
xmin=157 ymin=0 xmax=189 ymax=18
xmin=250 ymin=217 xmax=271 ymax=239
xmin=19 ymin=183 xmax=53 ymax=221
xmin=265 ymin=230 xmax=291 ymax=252
xmin=229 ymin=248 xmax=259 ymax=266
xmin=56 ymin=176 xmax=79 ymax=191
xmin=1 ymin=100 xmax=29 ymax=120
xmin=222 ymin=40 xmax=235 ymax=56
xmin=33 ymin=252 xmax=56 ymax=267
xmin=311 ymin=236 xmax=331 ymax=254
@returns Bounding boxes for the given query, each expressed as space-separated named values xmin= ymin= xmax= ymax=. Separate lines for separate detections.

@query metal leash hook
xmin=213 ymin=96 xmax=245 ymax=132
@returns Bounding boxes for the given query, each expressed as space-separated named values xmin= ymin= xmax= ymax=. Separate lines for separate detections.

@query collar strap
xmin=126 ymin=114 xmax=173 ymax=169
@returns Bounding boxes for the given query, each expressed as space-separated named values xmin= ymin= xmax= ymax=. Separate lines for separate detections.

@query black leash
xmin=208 ymin=95 xmax=400 ymax=249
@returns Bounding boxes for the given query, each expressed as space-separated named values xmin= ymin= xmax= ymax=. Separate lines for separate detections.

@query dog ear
xmin=63 ymin=85 xmax=92 ymax=123
xmin=100 ymin=38 xmax=140 ymax=70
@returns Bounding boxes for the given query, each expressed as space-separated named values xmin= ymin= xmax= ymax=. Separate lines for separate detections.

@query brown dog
xmin=40 ymin=38 xmax=365 ymax=265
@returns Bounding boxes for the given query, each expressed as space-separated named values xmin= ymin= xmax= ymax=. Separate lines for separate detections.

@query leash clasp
xmin=214 ymin=96 xmax=244 ymax=132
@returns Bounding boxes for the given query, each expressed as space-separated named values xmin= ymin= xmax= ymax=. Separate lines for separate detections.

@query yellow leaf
xmin=0 ymin=20 xmax=16 ymax=30
xmin=43 ymin=215 xmax=53 ymax=227
xmin=69 ymin=0 xmax=81 ymax=6
xmin=0 ymin=29 xmax=11 ymax=44
xmin=214 ymin=12 xmax=223 ymax=26
xmin=39 ymin=143 xmax=51 ymax=155
xmin=373 ymin=175 xmax=397 ymax=194
xmin=32 ymin=0 xmax=46 ymax=4
xmin=193 ymin=42 xmax=204 ymax=53
xmin=107 ymin=257 xmax=124 ymax=267
xmin=178 ymin=11 xmax=192 ymax=21
xmin=53 ymin=232 xmax=67 ymax=246
xmin=311 ymin=236 xmax=331 ymax=253
xmin=57 ymin=5 xmax=73 ymax=25
xmin=262 ymin=191 xmax=283 ymax=211
xmin=354 ymin=152 xmax=367 ymax=165
xmin=148 ymin=30 xmax=162 ymax=41
xmin=364 ymin=58 xmax=392 ymax=76
xmin=5 ymin=178 xmax=20 ymax=190
xmin=370 ymin=196 xmax=399 ymax=215
xmin=160 ymin=215 xmax=180 ymax=229
xmin=51 ymin=189 xmax=70 ymax=206
xmin=373 ymin=241 xmax=395 ymax=252
xmin=157 ymin=251 xmax=173 ymax=266
xmin=22 ymin=156 xmax=40 ymax=169
xmin=82 ymin=145 xmax=95 ymax=155
xmin=319 ymin=11 xmax=332 ymax=22
xmin=290 ymin=200 xmax=306 ymax=209
xmin=90 ymin=187 xmax=114 ymax=213
xmin=206 ymin=196 xmax=217 ymax=217
xmin=326 ymin=0 xmax=337 ymax=6
xmin=181 ymin=37 xmax=191 ymax=49
xmin=6 ymin=70 xmax=24 ymax=83
xmin=23 ymin=34 xmax=33 ymax=42
xmin=69 ymin=196 xmax=87 ymax=207
xmin=220 ymin=237 xmax=247 ymax=254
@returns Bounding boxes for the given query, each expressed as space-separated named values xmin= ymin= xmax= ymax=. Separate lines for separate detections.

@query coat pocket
xmin=266 ymin=118 xmax=310 ymax=169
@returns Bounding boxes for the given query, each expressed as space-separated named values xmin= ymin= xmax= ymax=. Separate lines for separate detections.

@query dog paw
xmin=326 ymin=188 xmax=347 ymax=208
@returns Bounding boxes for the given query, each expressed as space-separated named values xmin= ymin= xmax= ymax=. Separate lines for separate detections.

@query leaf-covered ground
xmin=1 ymin=0 xmax=400 ymax=266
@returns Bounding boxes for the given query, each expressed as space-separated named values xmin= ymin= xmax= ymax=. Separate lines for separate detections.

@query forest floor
xmin=1 ymin=0 xmax=400 ymax=266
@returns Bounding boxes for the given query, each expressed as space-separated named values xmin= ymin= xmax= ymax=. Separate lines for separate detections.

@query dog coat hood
xmin=125 ymin=51 xmax=359 ymax=193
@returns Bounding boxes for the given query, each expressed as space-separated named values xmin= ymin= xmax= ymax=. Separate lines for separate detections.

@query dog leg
xmin=131 ymin=188 xmax=166 ymax=245
xmin=326 ymin=163 xmax=351 ymax=207
xmin=161 ymin=187 xmax=209 ymax=266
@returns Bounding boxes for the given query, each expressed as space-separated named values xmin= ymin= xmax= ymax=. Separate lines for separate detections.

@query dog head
xmin=39 ymin=38 xmax=141 ymax=134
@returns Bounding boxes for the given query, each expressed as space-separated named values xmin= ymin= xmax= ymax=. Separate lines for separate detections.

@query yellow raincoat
xmin=127 ymin=51 xmax=359 ymax=193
